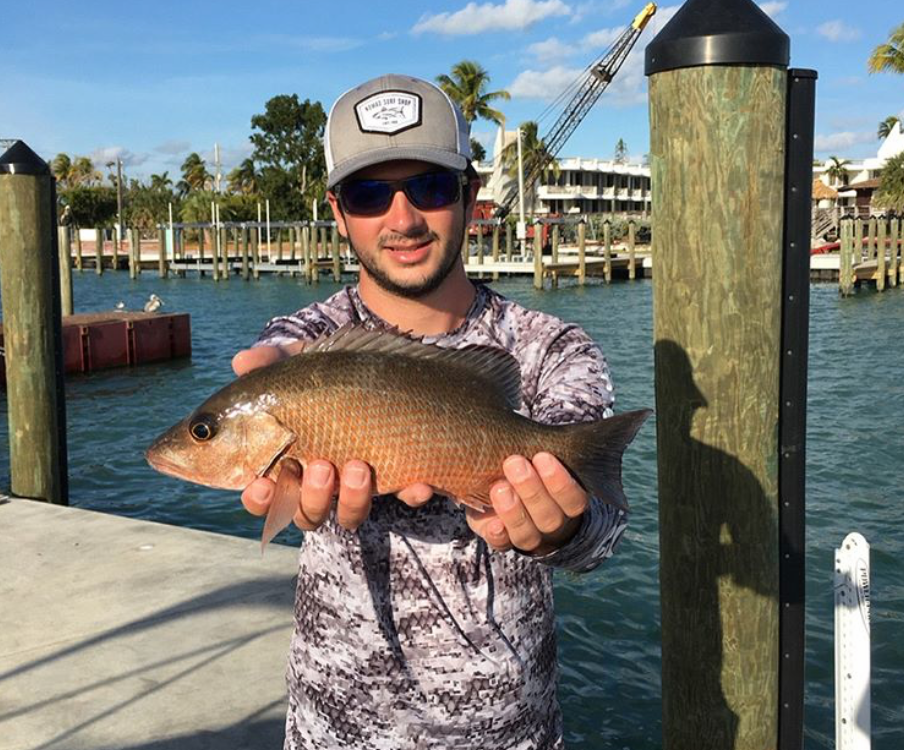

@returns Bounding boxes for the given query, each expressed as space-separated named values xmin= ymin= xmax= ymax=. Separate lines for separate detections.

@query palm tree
xmin=436 ymin=61 xmax=510 ymax=127
xmin=501 ymin=121 xmax=560 ymax=213
xmin=52 ymin=153 xmax=72 ymax=187
xmin=878 ymin=115 xmax=900 ymax=140
xmin=868 ymin=22 xmax=904 ymax=75
xmin=150 ymin=172 xmax=173 ymax=191
xmin=180 ymin=152 xmax=212 ymax=193
xmin=470 ymin=139 xmax=486 ymax=163
xmin=70 ymin=156 xmax=101 ymax=186
xmin=227 ymin=158 xmax=258 ymax=195
xmin=825 ymin=156 xmax=851 ymax=187
xmin=874 ymin=152 xmax=904 ymax=212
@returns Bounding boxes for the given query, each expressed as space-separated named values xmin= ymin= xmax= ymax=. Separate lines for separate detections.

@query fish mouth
xmin=145 ymin=450 xmax=232 ymax=490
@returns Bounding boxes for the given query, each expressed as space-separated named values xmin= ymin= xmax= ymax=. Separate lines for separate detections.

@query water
xmin=1 ymin=272 xmax=902 ymax=748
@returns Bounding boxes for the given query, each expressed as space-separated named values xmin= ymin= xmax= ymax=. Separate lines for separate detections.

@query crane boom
xmin=495 ymin=2 xmax=656 ymax=220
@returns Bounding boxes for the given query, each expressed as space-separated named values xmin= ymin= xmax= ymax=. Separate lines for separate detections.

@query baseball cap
xmin=324 ymin=74 xmax=471 ymax=189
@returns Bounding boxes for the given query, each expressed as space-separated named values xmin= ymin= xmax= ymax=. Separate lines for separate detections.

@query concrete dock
xmin=0 ymin=497 xmax=298 ymax=750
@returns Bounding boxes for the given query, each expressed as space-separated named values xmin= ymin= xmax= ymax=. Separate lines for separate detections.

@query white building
xmin=813 ymin=121 xmax=904 ymax=215
xmin=475 ymin=127 xmax=651 ymax=217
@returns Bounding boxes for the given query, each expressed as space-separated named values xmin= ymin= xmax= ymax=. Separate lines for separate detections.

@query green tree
xmin=470 ymin=138 xmax=487 ymax=163
xmin=868 ymin=22 xmax=904 ymax=75
xmin=51 ymin=153 xmax=72 ymax=187
xmin=614 ymin=138 xmax=628 ymax=164
xmin=874 ymin=152 xmax=904 ymax=212
xmin=59 ymin=186 xmax=117 ymax=227
xmin=179 ymin=152 xmax=212 ymax=194
xmin=227 ymin=158 xmax=259 ymax=195
xmin=149 ymin=172 xmax=173 ymax=191
xmin=436 ymin=61 xmax=510 ymax=126
xmin=70 ymin=156 xmax=101 ymax=186
xmin=250 ymin=94 xmax=327 ymax=219
xmin=878 ymin=115 xmax=900 ymax=140
xmin=125 ymin=177 xmax=179 ymax=232
xmin=826 ymin=156 xmax=851 ymax=186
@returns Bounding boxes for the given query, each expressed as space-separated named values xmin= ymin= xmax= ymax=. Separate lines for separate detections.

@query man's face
xmin=328 ymin=160 xmax=476 ymax=299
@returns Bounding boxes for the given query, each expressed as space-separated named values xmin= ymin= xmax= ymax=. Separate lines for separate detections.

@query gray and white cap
xmin=324 ymin=74 xmax=471 ymax=189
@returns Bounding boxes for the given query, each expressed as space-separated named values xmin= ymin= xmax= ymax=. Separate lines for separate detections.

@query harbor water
xmin=1 ymin=272 xmax=901 ymax=749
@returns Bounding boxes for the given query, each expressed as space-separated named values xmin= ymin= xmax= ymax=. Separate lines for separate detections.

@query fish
xmin=145 ymin=324 xmax=652 ymax=550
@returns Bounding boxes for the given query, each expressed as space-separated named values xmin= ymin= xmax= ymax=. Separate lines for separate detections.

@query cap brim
xmin=327 ymin=147 xmax=468 ymax=189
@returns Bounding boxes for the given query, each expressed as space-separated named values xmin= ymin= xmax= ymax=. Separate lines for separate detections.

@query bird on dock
xmin=115 ymin=301 xmax=126 ymax=311
xmin=143 ymin=294 xmax=164 ymax=313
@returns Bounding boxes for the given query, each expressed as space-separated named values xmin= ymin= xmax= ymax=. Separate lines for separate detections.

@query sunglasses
xmin=336 ymin=170 xmax=467 ymax=216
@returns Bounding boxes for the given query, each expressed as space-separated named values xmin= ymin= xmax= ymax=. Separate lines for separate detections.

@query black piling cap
xmin=645 ymin=0 xmax=790 ymax=76
xmin=0 ymin=140 xmax=50 ymax=176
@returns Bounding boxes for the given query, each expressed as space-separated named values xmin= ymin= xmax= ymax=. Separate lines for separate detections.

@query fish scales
xmin=260 ymin=349 xmax=555 ymax=502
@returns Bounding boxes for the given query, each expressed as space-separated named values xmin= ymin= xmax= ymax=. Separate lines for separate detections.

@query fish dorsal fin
xmin=305 ymin=323 xmax=523 ymax=410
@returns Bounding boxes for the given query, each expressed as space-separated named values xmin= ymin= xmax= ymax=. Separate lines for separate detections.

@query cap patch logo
xmin=355 ymin=91 xmax=421 ymax=135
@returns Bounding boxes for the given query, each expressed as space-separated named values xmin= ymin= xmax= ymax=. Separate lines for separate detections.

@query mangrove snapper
xmin=146 ymin=324 xmax=651 ymax=548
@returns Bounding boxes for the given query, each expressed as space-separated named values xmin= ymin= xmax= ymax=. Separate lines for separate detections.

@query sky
xmin=1 ymin=0 xmax=901 ymax=182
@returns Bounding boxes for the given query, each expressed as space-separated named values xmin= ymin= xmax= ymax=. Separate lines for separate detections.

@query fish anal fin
xmin=261 ymin=458 xmax=302 ymax=553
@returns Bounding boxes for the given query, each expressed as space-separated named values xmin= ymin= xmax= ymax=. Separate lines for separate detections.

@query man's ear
xmin=327 ymin=191 xmax=348 ymax=238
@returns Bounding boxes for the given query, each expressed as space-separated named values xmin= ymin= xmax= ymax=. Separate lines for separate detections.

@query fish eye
xmin=189 ymin=415 xmax=217 ymax=442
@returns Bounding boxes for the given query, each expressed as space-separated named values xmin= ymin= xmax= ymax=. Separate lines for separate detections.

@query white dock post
xmin=835 ymin=532 xmax=871 ymax=750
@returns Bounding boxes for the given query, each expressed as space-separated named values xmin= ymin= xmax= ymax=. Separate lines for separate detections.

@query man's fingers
xmin=396 ymin=483 xmax=435 ymax=507
xmin=336 ymin=460 xmax=374 ymax=531
xmin=531 ymin=452 xmax=588 ymax=518
xmin=502 ymin=455 xmax=565 ymax=536
xmin=465 ymin=505 xmax=513 ymax=552
xmin=301 ymin=460 xmax=337 ymax=526
xmin=242 ymin=478 xmax=275 ymax=516
xmin=232 ymin=341 xmax=306 ymax=377
xmin=491 ymin=480 xmax=544 ymax=552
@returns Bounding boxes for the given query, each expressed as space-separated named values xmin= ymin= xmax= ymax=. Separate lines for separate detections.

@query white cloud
xmin=816 ymin=20 xmax=862 ymax=42
xmin=528 ymin=37 xmax=575 ymax=62
xmin=412 ymin=0 xmax=570 ymax=36
xmin=757 ymin=1 xmax=787 ymax=18
xmin=201 ymin=143 xmax=253 ymax=174
xmin=509 ymin=65 xmax=585 ymax=99
xmin=813 ymin=131 xmax=874 ymax=152
xmin=582 ymin=26 xmax=623 ymax=51
xmin=91 ymin=146 xmax=148 ymax=169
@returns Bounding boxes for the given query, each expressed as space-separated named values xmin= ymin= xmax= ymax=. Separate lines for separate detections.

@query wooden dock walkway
xmin=0 ymin=497 xmax=297 ymax=750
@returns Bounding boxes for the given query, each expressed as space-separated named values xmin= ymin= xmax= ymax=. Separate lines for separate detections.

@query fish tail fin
xmin=563 ymin=409 xmax=652 ymax=511
xmin=261 ymin=458 xmax=303 ymax=553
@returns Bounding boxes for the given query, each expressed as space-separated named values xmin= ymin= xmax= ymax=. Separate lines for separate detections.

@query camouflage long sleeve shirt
xmin=254 ymin=283 xmax=628 ymax=750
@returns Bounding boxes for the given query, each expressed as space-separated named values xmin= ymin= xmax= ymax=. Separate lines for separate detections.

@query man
xmin=232 ymin=74 xmax=628 ymax=749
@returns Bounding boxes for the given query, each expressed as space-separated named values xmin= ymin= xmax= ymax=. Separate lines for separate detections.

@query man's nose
xmin=384 ymin=188 xmax=427 ymax=233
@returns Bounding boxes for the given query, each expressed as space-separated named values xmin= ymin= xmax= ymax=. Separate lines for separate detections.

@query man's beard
xmin=350 ymin=223 xmax=465 ymax=300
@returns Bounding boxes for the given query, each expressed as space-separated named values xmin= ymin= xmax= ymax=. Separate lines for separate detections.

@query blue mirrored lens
xmin=339 ymin=172 xmax=461 ymax=215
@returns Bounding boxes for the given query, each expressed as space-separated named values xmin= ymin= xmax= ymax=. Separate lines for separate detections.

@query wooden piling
xmin=57 ymin=226 xmax=74 ymax=316
xmin=839 ymin=218 xmax=853 ymax=296
xmin=877 ymin=217 xmax=887 ymax=291
xmin=603 ymin=220 xmax=612 ymax=284
xmin=867 ymin=215 xmax=877 ymax=260
xmin=75 ymin=228 xmax=83 ymax=271
xmin=854 ymin=217 xmax=863 ymax=264
xmin=890 ymin=217 xmax=900 ymax=288
xmin=95 ymin=228 xmax=104 ymax=275
xmin=628 ymin=219 xmax=637 ymax=280
xmin=577 ymin=219 xmax=586 ymax=286
xmin=111 ymin=228 xmax=119 ymax=271
xmin=505 ymin=223 xmax=513 ymax=261
xmin=331 ymin=225 xmax=341 ymax=282
xmin=648 ymin=13 xmax=788 ymax=746
xmin=128 ymin=228 xmax=140 ymax=280
xmin=532 ymin=222 xmax=543 ymax=290
xmin=551 ymin=223 xmax=559 ymax=264
xmin=491 ymin=223 xmax=500 ymax=281
xmin=241 ymin=226 xmax=250 ymax=280
xmin=251 ymin=226 xmax=260 ymax=280
xmin=157 ymin=227 xmax=168 ymax=279
xmin=0 ymin=142 xmax=68 ymax=505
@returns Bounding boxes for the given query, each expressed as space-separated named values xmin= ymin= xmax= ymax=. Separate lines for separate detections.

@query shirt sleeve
xmin=523 ymin=325 xmax=630 ymax=573
xmin=252 ymin=305 xmax=338 ymax=349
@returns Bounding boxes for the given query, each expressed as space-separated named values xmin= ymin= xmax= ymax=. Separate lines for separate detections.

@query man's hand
xmin=466 ymin=453 xmax=587 ymax=556
xmin=233 ymin=344 xmax=434 ymax=532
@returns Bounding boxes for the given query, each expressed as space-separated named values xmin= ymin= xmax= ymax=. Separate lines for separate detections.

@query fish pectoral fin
xmin=458 ymin=489 xmax=493 ymax=512
xmin=261 ymin=457 xmax=303 ymax=553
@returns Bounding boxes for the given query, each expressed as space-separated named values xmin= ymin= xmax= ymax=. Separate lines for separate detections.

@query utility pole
xmin=214 ymin=142 xmax=222 ymax=193
xmin=517 ymin=127 xmax=526 ymax=253
xmin=116 ymin=157 xmax=123 ymax=244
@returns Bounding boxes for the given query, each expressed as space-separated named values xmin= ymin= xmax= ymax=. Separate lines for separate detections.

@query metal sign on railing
xmin=835 ymin=532 xmax=871 ymax=750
